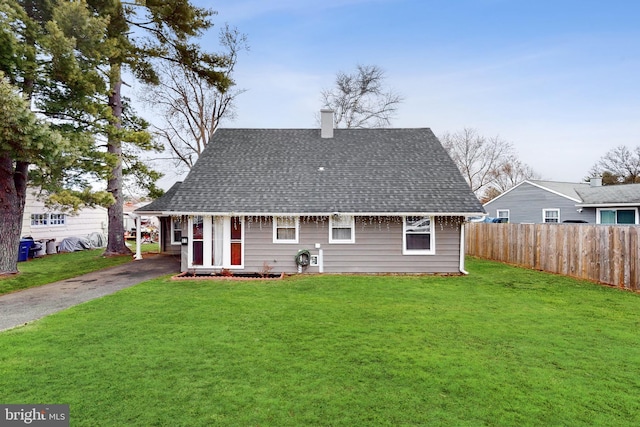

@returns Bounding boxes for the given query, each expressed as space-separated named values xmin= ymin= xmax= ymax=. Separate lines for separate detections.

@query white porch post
xmin=157 ymin=216 xmax=162 ymax=252
xmin=134 ymin=215 xmax=143 ymax=260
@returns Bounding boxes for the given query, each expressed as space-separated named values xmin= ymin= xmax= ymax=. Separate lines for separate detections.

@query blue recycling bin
xmin=18 ymin=239 xmax=33 ymax=262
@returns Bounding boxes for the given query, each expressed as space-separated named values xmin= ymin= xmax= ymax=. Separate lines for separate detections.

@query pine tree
xmin=78 ymin=0 xmax=230 ymax=255
xmin=0 ymin=0 xmax=63 ymax=274
xmin=0 ymin=75 xmax=67 ymax=273
xmin=0 ymin=0 xmax=230 ymax=272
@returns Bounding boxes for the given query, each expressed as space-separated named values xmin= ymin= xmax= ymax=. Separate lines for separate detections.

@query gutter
xmin=136 ymin=210 xmax=487 ymax=217
xmin=459 ymin=223 xmax=469 ymax=275
xmin=575 ymin=203 xmax=640 ymax=208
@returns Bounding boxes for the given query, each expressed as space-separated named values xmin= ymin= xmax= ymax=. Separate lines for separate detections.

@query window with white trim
xmin=49 ymin=214 xmax=65 ymax=225
xmin=273 ymin=216 xmax=299 ymax=243
xmin=329 ymin=215 xmax=355 ymax=243
xmin=543 ymin=209 xmax=560 ymax=223
xmin=171 ymin=217 xmax=182 ymax=245
xmin=403 ymin=216 xmax=435 ymax=255
xmin=31 ymin=213 xmax=65 ymax=226
xmin=598 ymin=208 xmax=637 ymax=224
xmin=31 ymin=214 xmax=48 ymax=226
xmin=496 ymin=209 xmax=509 ymax=222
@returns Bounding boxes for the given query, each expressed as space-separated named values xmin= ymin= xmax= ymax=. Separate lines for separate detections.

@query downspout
xmin=134 ymin=215 xmax=142 ymax=260
xmin=459 ymin=221 xmax=469 ymax=275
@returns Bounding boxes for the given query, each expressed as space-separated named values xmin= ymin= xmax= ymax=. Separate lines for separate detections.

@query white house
xmin=21 ymin=189 xmax=108 ymax=248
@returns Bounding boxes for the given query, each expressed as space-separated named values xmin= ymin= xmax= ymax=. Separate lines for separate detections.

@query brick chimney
xmin=321 ymin=109 xmax=334 ymax=138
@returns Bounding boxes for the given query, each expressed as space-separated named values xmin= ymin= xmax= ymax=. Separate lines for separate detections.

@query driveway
xmin=0 ymin=254 xmax=180 ymax=332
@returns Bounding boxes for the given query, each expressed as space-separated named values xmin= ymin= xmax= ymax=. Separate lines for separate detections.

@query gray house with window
xmin=137 ymin=110 xmax=484 ymax=274
xmin=484 ymin=179 xmax=640 ymax=225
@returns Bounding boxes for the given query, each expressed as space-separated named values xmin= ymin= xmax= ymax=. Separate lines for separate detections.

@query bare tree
xmin=440 ymin=128 xmax=538 ymax=200
xmin=321 ymin=64 xmax=403 ymax=128
xmin=481 ymin=160 xmax=540 ymax=203
xmin=588 ymin=145 xmax=640 ymax=185
xmin=490 ymin=160 xmax=540 ymax=193
xmin=144 ymin=24 xmax=248 ymax=171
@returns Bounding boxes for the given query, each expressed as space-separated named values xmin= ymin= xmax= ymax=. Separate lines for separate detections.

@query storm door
xmin=230 ymin=216 xmax=243 ymax=266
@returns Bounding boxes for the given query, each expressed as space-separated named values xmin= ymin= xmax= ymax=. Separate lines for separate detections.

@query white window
xmin=31 ymin=214 xmax=48 ymax=226
xmin=329 ymin=215 xmax=355 ymax=243
xmin=171 ymin=217 xmax=182 ymax=245
xmin=543 ymin=209 xmax=560 ymax=223
xmin=598 ymin=208 xmax=637 ymax=225
xmin=403 ymin=216 xmax=435 ymax=255
xmin=31 ymin=213 xmax=65 ymax=226
xmin=497 ymin=209 xmax=509 ymax=222
xmin=49 ymin=214 xmax=66 ymax=225
xmin=273 ymin=216 xmax=299 ymax=243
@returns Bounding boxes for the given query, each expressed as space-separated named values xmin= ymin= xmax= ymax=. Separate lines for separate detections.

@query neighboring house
xmin=124 ymin=201 xmax=159 ymax=240
xmin=484 ymin=178 xmax=640 ymax=224
xmin=21 ymin=189 xmax=108 ymax=244
xmin=136 ymin=110 xmax=485 ymax=274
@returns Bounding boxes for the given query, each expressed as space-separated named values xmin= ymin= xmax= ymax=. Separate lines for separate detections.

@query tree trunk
xmin=0 ymin=158 xmax=28 ymax=275
xmin=103 ymin=63 xmax=131 ymax=256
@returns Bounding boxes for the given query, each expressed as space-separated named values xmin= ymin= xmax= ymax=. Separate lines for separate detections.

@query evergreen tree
xmin=0 ymin=0 xmax=230 ymax=271
xmin=0 ymin=0 xmax=76 ymax=274
xmin=0 ymin=74 xmax=67 ymax=273
xmin=77 ymin=0 xmax=230 ymax=255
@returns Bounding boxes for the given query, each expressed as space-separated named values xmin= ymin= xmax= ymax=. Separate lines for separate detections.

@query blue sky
xmin=154 ymin=0 xmax=640 ymax=186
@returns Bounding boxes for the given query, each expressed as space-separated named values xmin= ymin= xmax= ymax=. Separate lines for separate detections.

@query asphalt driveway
xmin=0 ymin=254 xmax=180 ymax=332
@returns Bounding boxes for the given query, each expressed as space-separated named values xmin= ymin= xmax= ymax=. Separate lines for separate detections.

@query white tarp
xmin=87 ymin=232 xmax=106 ymax=248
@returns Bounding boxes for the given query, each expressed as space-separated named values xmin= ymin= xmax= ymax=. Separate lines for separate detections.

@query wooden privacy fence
xmin=465 ymin=222 xmax=640 ymax=291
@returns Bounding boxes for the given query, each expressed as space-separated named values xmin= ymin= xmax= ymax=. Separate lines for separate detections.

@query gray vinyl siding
xmin=243 ymin=216 xmax=462 ymax=274
xmin=485 ymin=182 xmax=596 ymax=224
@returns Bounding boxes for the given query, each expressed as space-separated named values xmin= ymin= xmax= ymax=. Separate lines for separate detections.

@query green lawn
xmin=0 ymin=243 xmax=159 ymax=295
xmin=1 ymin=258 xmax=639 ymax=426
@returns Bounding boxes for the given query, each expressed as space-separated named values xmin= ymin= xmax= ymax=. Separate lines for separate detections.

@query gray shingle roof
xmin=135 ymin=181 xmax=182 ymax=213
xmin=138 ymin=128 xmax=484 ymax=215
xmin=529 ymin=180 xmax=591 ymax=201
xmin=576 ymin=183 xmax=640 ymax=205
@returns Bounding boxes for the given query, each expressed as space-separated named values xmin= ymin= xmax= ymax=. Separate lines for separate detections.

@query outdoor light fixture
xmin=181 ymin=236 xmax=188 ymax=245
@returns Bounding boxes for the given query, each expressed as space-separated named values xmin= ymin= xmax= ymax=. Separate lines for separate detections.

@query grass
xmin=0 ymin=243 xmax=159 ymax=295
xmin=126 ymin=241 xmax=160 ymax=254
xmin=1 ymin=258 xmax=640 ymax=426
